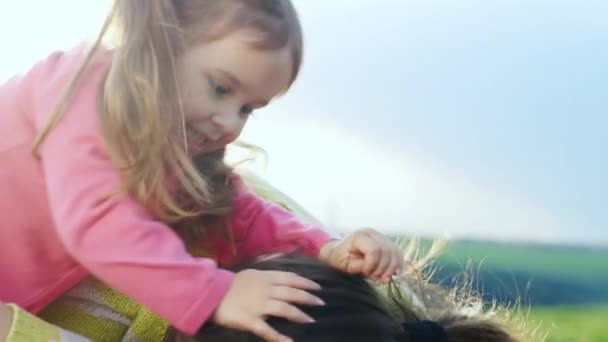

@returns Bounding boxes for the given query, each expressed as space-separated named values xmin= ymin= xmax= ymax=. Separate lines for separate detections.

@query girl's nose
xmin=210 ymin=110 xmax=243 ymax=140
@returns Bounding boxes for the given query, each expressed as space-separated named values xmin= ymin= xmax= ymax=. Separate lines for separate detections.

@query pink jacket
xmin=0 ymin=44 xmax=332 ymax=334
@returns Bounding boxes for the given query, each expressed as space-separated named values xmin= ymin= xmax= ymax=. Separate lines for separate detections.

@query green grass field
xmin=529 ymin=306 xmax=608 ymax=342
xmin=434 ymin=240 xmax=608 ymax=341
xmin=426 ymin=240 xmax=608 ymax=305
xmin=437 ymin=240 xmax=608 ymax=280
xmin=388 ymin=238 xmax=608 ymax=340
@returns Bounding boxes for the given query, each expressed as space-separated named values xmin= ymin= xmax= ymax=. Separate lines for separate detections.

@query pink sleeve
xmin=230 ymin=175 xmax=335 ymax=262
xmin=32 ymin=51 xmax=231 ymax=335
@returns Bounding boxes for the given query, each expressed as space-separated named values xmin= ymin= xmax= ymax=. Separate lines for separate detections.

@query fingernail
xmin=284 ymin=339 xmax=294 ymax=342
xmin=315 ymin=297 xmax=325 ymax=305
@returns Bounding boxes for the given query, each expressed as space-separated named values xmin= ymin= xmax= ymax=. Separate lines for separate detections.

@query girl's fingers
xmin=264 ymin=299 xmax=315 ymax=324
xmin=381 ymin=249 xmax=403 ymax=283
xmin=249 ymin=318 xmax=294 ymax=342
xmin=345 ymin=257 xmax=366 ymax=274
xmin=372 ymin=247 xmax=391 ymax=280
xmin=363 ymin=247 xmax=383 ymax=277
xmin=360 ymin=229 xmax=404 ymax=281
xmin=268 ymin=271 xmax=321 ymax=290
xmin=354 ymin=235 xmax=382 ymax=275
xmin=271 ymin=286 xmax=325 ymax=306
xmin=361 ymin=229 xmax=390 ymax=278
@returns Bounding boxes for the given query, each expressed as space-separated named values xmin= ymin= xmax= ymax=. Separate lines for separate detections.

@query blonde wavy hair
xmin=32 ymin=0 xmax=303 ymax=232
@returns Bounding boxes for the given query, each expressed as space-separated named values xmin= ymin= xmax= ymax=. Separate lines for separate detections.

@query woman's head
xmin=203 ymin=255 xmax=402 ymax=342
xmin=35 ymin=0 xmax=303 ymax=228
xmin=169 ymin=246 xmax=526 ymax=342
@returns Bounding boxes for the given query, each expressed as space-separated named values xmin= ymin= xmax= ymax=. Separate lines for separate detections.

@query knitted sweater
xmin=5 ymin=173 xmax=328 ymax=342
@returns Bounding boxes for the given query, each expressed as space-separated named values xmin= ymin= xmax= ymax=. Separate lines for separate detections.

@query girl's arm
xmin=229 ymin=174 xmax=337 ymax=261
xmin=24 ymin=48 xmax=232 ymax=335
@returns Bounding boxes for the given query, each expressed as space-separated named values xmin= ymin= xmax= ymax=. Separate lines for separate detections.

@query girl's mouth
xmin=186 ymin=125 xmax=208 ymax=151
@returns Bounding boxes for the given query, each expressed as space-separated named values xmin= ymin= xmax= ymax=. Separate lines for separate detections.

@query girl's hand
xmin=319 ymin=228 xmax=404 ymax=283
xmin=210 ymin=269 xmax=324 ymax=342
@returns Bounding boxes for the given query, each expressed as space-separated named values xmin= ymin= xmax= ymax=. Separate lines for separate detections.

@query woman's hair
xmin=168 ymin=240 xmax=527 ymax=342
xmin=33 ymin=0 xmax=303 ymax=233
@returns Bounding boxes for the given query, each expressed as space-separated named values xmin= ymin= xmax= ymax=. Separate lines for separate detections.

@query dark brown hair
xmin=169 ymin=245 xmax=526 ymax=342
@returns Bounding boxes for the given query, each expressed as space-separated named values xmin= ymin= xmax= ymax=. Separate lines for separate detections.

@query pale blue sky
xmin=1 ymin=1 xmax=606 ymax=245
xmin=251 ymin=0 xmax=608 ymax=245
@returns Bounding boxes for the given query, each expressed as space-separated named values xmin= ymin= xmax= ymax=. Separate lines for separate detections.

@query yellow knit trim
xmin=6 ymin=304 xmax=61 ymax=342
xmin=39 ymin=301 xmax=127 ymax=342
xmin=126 ymin=309 xmax=169 ymax=342
xmin=90 ymin=279 xmax=142 ymax=319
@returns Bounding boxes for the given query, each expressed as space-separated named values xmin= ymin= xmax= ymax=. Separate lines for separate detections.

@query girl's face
xmin=176 ymin=29 xmax=294 ymax=154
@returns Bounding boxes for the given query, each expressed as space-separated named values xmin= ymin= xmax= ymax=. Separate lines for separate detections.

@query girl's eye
xmin=239 ymin=105 xmax=254 ymax=117
xmin=210 ymin=79 xmax=230 ymax=97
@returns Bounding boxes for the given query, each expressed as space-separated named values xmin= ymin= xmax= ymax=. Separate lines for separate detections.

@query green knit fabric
xmin=6 ymin=304 xmax=63 ymax=342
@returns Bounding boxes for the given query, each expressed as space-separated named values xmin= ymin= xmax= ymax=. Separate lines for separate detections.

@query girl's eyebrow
xmin=216 ymin=69 xmax=242 ymax=89
xmin=215 ymin=68 xmax=269 ymax=107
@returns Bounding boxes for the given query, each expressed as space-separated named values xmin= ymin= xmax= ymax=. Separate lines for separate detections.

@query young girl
xmin=0 ymin=0 xmax=404 ymax=341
